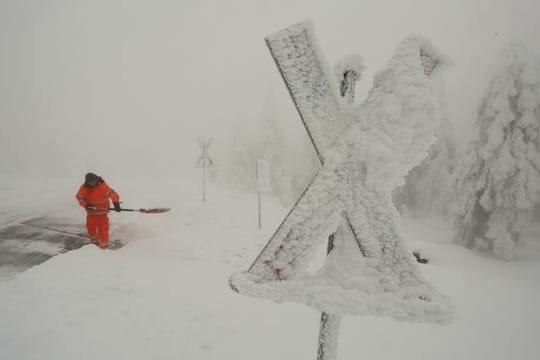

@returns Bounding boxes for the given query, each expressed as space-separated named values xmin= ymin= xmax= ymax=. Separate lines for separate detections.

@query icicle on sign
xmin=229 ymin=21 xmax=453 ymax=324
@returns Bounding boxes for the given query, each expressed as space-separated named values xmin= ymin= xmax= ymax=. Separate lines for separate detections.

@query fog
xmin=1 ymin=0 xmax=539 ymax=180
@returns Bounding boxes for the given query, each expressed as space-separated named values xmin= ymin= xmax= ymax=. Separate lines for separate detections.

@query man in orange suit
xmin=76 ymin=173 xmax=121 ymax=249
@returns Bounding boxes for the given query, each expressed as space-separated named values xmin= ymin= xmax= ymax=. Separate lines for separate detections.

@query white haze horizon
xmin=1 ymin=0 xmax=539 ymax=181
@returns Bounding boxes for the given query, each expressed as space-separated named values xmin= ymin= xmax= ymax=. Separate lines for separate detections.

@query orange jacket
xmin=76 ymin=178 xmax=120 ymax=215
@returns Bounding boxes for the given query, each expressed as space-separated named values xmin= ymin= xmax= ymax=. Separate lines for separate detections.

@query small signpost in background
xmin=196 ymin=137 xmax=214 ymax=202
xmin=256 ymin=159 xmax=272 ymax=229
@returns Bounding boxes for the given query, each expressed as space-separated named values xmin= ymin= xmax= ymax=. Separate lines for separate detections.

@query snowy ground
xmin=1 ymin=175 xmax=539 ymax=360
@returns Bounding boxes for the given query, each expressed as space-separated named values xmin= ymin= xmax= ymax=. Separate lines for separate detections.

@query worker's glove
xmin=113 ymin=202 xmax=122 ymax=212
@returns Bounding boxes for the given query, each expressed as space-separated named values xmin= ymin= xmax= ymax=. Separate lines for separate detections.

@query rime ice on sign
xmin=230 ymin=21 xmax=453 ymax=324
xmin=420 ymin=49 xmax=439 ymax=76
xmin=264 ymin=22 xmax=351 ymax=161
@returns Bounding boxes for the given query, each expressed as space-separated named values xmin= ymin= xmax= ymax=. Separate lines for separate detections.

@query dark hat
xmin=85 ymin=172 xmax=98 ymax=182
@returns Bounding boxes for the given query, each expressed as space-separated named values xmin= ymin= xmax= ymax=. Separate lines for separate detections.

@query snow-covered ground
xmin=1 ymin=175 xmax=539 ymax=360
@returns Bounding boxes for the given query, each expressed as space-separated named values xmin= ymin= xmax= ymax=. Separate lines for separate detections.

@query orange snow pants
xmin=87 ymin=214 xmax=109 ymax=246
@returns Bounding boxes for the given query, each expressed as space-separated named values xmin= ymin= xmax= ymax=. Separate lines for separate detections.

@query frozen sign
xmin=195 ymin=137 xmax=213 ymax=168
xmin=230 ymin=21 xmax=453 ymax=325
xmin=196 ymin=137 xmax=213 ymax=202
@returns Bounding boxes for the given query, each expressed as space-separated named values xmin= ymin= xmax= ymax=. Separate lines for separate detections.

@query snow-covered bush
xmin=452 ymin=44 xmax=540 ymax=259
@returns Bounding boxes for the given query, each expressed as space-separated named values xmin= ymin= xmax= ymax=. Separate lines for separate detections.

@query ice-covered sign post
xmin=229 ymin=21 xmax=453 ymax=360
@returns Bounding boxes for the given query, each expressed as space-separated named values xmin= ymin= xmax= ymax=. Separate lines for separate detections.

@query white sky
xmin=1 ymin=0 xmax=539 ymax=179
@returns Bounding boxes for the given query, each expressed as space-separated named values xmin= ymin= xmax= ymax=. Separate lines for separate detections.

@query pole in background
xmin=256 ymin=159 xmax=271 ymax=229
xmin=256 ymin=163 xmax=261 ymax=229
xmin=196 ymin=137 xmax=214 ymax=202
xmin=316 ymin=233 xmax=340 ymax=360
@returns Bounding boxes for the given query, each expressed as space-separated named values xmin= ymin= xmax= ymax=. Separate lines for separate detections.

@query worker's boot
xmin=89 ymin=235 xmax=99 ymax=246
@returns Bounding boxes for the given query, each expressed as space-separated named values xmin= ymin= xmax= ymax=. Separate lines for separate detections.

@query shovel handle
xmin=85 ymin=206 xmax=169 ymax=213
xmin=108 ymin=208 xmax=171 ymax=213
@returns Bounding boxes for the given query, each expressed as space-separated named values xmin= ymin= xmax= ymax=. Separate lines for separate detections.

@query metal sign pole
xmin=317 ymin=234 xmax=340 ymax=360
xmin=317 ymin=313 xmax=341 ymax=360
xmin=256 ymin=161 xmax=261 ymax=229
xmin=258 ymin=190 xmax=262 ymax=230
xmin=202 ymin=142 xmax=207 ymax=202
xmin=256 ymin=159 xmax=272 ymax=230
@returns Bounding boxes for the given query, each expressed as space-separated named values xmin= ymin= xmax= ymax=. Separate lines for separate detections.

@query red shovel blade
xmin=139 ymin=208 xmax=171 ymax=214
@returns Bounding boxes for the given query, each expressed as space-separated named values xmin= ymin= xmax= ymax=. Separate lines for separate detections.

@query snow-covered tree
xmin=223 ymin=85 xmax=319 ymax=206
xmin=394 ymin=117 xmax=457 ymax=217
xmin=225 ymin=122 xmax=258 ymax=191
xmin=258 ymin=87 xmax=291 ymax=204
xmin=452 ymin=44 xmax=540 ymax=259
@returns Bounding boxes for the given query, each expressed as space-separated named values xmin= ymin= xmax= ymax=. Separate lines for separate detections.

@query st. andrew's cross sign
xmin=229 ymin=21 xmax=453 ymax=359
xmin=196 ymin=137 xmax=213 ymax=202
